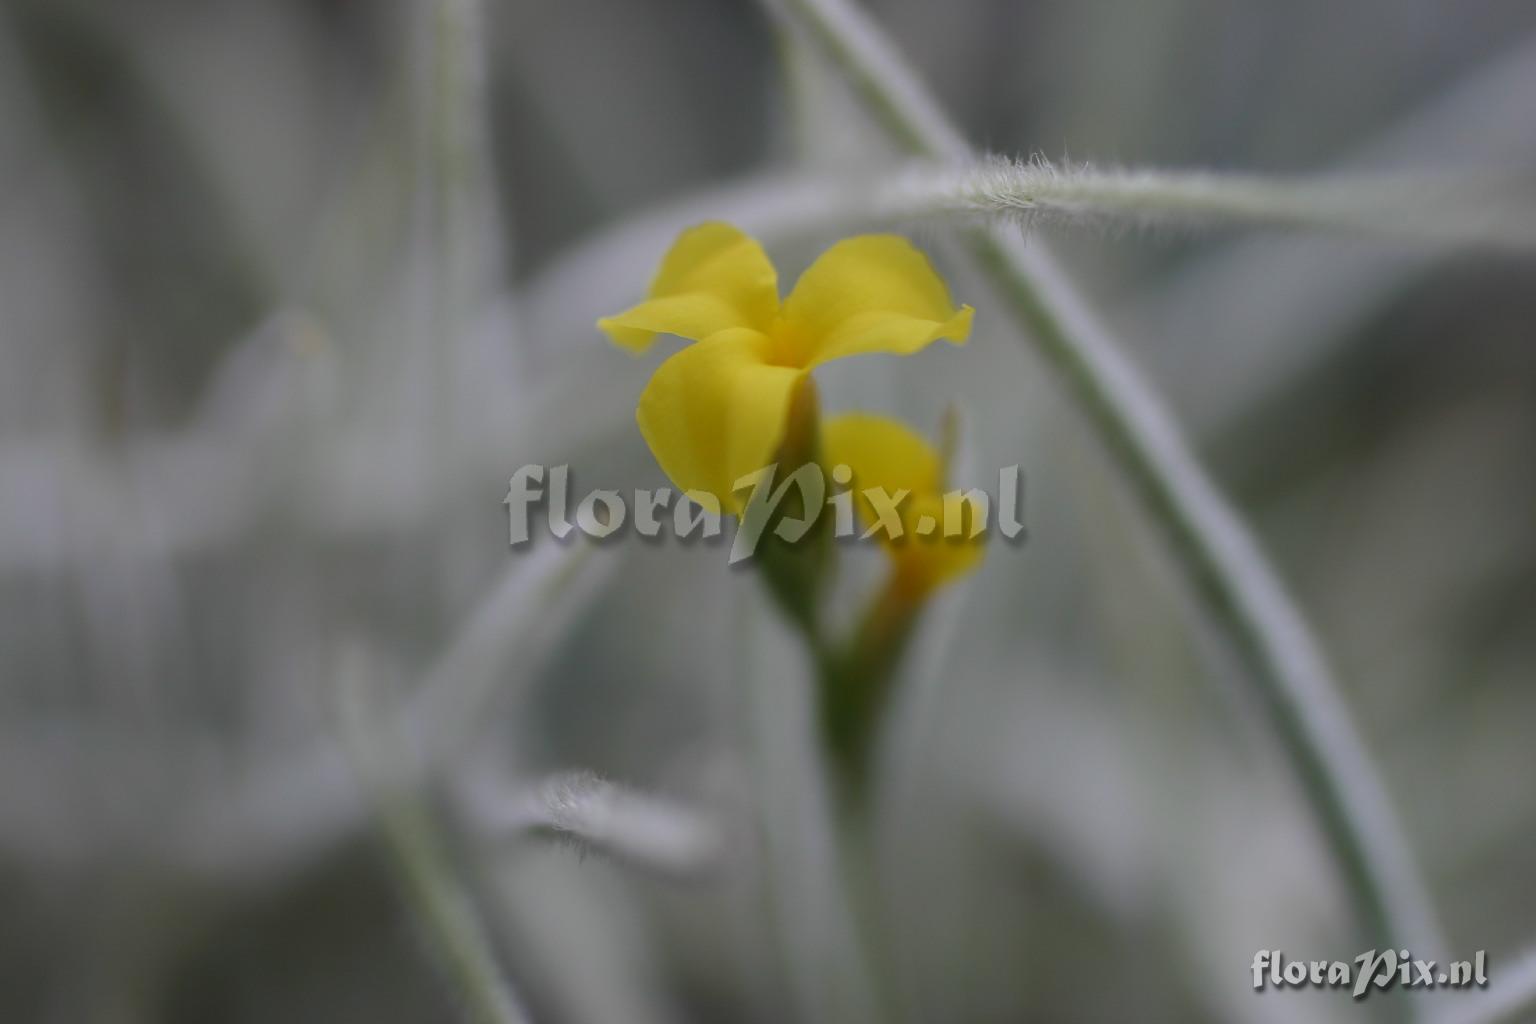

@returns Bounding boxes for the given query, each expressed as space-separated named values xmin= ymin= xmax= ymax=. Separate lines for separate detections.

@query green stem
xmin=751 ymin=377 xmax=837 ymax=648
xmin=820 ymin=571 xmax=923 ymax=800
xmin=830 ymin=796 xmax=906 ymax=1024
xmin=778 ymin=0 xmax=1445 ymax=962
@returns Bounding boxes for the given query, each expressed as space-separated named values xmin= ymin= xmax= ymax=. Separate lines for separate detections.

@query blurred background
xmin=1 ymin=0 xmax=1534 ymax=1021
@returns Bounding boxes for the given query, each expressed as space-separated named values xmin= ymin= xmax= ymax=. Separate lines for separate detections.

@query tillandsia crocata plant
xmin=600 ymin=222 xmax=984 ymax=798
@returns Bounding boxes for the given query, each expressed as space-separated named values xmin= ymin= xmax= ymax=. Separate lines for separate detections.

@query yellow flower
xmin=821 ymin=412 xmax=985 ymax=596
xmin=598 ymin=223 xmax=972 ymax=511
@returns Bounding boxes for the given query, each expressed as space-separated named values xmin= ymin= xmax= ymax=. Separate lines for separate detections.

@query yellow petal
xmin=598 ymin=222 xmax=780 ymax=353
xmin=636 ymin=328 xmax=805 ymax=511
xmin=888 ymin=492 xmax=986 ymax=594
xmin=822 ymin=413 xmax=941 ymax=499
xmin=822 ymin=413 xmax=983 ymax=593
xmin=781 ymin=234 xmax=972 ymax=367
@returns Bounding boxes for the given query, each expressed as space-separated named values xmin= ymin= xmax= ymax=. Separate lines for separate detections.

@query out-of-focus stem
xmin=819 ymin=570 xmax=923 ymax=799
xmin=422 ymin=0 xmax=501 ymax=444
xmin=777 ymin=0 xmax=1446 ymax=965
xmin=339 ymin=653 xmax=531 ymax=1024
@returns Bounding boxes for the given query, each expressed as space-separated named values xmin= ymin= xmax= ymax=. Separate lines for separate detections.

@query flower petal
xmin=822 ymin=413 xmax=941 ymax=499
xmin=782 ymin=235 xmax=972 ymax=367
xmin=891 ymin=492 xmax=986 ymax=593
xmin=598 ymin=222 xmax=780 ymax=353
xmin=637 ymin=328 xmax=805 ymax=510
xmin=822 ymin=413 xmax=983 ymax=593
